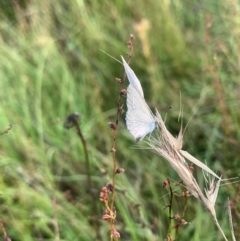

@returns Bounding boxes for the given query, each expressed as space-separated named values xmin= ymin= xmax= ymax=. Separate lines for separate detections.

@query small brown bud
xmin=118 ymin=105 xmax=124 ymax=114
xmin=110 ymin=148 xmax=116 ymax=153
xmin=99 ymin=187 xmax=108 ymax=202
xmin=179 ymin=218 xmax=188 ymax=226
xmin=127 ymin=41 xmax=132 ymax=47
xmin=189 ymin=164 xmax=194 ymax=173
xmin=108 ymin=122 xmax=116 ymax=130
xmin=120 ymin=89 xmax=127 ymax=96
xmin=129 ymin=34 xmax=135 ymax=39
xmin=63 ymin=112 xmax=80 ymax=129
xmin=172 ymin=212 xmax=181 ymax=220
xmin=115 ymin=168 xmax=124 ymax=174
xmin=101 ymin=187 xmax=107 ymax=193
xmin=106 ymin=183 xmax=114 ymax=193
xmin=204 ymin=36 xmax=211 ymax=43
xmin=114 ymin=230 xmax=120 ymax=238
xmin=115 ymin=78 xmax=122 ymax=84
xmin=102 ymin=214 xmax=111 ymax=220
xmin=162 ymin=179 xmax=169 ymax=188
xmin=181 ymin=190 xmax=190 ymax=198
xmin=112 ymin=228 xmax=120 ymax=238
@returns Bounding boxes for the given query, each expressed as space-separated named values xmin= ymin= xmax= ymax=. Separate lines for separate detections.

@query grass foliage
xmin=0 ymin=0 xmax=239 ymax=240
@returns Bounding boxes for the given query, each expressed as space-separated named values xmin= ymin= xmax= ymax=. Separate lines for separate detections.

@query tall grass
xmin=0 ymin=0 xmax=239 ymax=240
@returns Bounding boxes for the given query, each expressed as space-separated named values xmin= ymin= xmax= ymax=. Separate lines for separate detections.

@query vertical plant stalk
xmin=167 ymin=179 xmax=173 ymax=236
xmin=228 ymin=198 xmax=236 ymax=241
xmin=74 ymin=119 xmax=92 ymax=188
xmin=109 ymin=34 xmax=135 ymax=235
xmin=52 ymin=196 xmax=60 ymax=241
xmin=75 ymin=121 xmax=102 ymax=238
xmin=0 ymin=219 xmax=10 ymax=240
xmin=65 ymin=113 xmax=101 ymax=239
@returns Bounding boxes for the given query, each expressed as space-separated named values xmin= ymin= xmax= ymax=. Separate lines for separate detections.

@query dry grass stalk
xmin=147 ymin=106 xmax=228 ymax=241
xmin=122 ymin=58 xmax=234 ymax=241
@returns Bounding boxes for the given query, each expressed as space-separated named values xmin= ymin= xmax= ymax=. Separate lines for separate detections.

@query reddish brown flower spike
xmin=99 ymin=187 xmax=108 ymax=202
xmin=101 ymin=187 xmax=107 ymax=193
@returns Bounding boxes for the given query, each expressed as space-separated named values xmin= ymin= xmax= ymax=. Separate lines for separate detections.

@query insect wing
xmin=121 ymin=56 xmax=144 ymax=98
xmin=126 ymin=84 xmax=156 ymax=141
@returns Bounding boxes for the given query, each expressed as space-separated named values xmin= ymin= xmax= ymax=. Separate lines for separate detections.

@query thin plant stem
xmin=0 ymin=219 xmax=8 ymax=240
xmin=167 ymin=178 xmax=173 ymax=235
xmin=0 ymin=124 xmax=12 ymax=135
xmin=109 ymin=34 xmax=135 ymax=237
xmin=74 ymin=121 xmax=92 ymax=188
xmin=69 ymin=116 xmax=101 ymax=240
xmin=182 ymin=189 xmax=189 ymax=217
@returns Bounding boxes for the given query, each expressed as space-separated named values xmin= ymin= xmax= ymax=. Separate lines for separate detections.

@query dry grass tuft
xmin=123 ymin=58 xmax=235 ymax=241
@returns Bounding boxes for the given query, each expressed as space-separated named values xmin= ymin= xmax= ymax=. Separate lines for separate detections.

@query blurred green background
xmin=0 ymin=0 xmax=239 ymax=240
